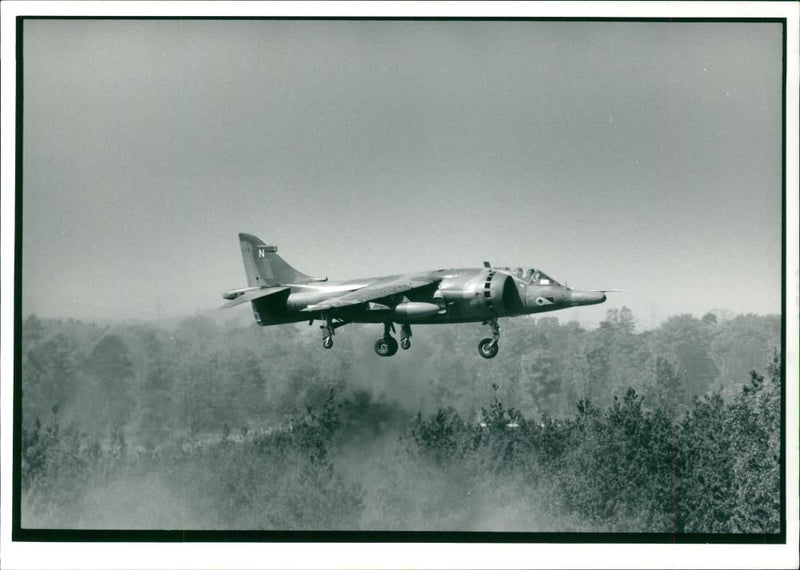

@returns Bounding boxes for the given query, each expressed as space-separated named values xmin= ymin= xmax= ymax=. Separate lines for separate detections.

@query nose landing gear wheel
xmin=322 ymin=336 xmax=334 ymax=349
xmin=400 ymin=337 xmax=411 ymax=350
xmin=375 ymin=336 xmax=399 ymax=357
xmin=478 ymin=338 xmax=499 ymax=359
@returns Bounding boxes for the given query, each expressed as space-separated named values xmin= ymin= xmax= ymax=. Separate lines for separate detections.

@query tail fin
xmin=238 ymin=233 xmax=311 ymax=287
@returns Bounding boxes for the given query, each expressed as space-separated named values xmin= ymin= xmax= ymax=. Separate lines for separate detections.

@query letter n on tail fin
xmin=238 ymin=233 xmax=311 ymax=287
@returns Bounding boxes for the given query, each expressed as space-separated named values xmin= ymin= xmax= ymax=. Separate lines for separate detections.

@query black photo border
xmin=11 ymin=14 xmax=789 ymax=546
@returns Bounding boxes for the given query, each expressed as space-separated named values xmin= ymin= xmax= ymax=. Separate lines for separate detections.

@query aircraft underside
xmin=252 ymin=300 xmax=564 ymax=359
xmin=309 ymin=313 xmax=504 ymax=359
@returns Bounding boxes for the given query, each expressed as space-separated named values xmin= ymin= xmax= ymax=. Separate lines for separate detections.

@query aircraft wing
xmin=221 ymin=286 xmax=290 ymax=308
xmin=303 ymin=276 xmax=440 ymax=312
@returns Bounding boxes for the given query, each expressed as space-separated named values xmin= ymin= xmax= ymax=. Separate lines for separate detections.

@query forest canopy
xmin=18 ymin=308 xmax=782 ymax=533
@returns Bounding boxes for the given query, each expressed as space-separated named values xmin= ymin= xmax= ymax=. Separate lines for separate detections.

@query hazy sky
xmin=21 ymin=19 xmax=783 ymax=328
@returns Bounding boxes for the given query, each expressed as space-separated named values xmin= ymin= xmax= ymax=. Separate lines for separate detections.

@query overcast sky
xmin=20 ymin=19 xmax=783 ymax=328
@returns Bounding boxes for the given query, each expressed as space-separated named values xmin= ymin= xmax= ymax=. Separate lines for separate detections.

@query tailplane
xmin=238 ymin=233 xmax=312 ymax=287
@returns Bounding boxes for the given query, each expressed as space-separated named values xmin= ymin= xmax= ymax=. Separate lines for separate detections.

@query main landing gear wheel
xmin=478 ymin=338 xmax=499 ymax=359
xmin=375 ymin=322 xmax=399 ymax=357
xmin=374 ymin=336 xmax=399 ymax=357
xmin=478 ymin=318 xmax=501 ymax=359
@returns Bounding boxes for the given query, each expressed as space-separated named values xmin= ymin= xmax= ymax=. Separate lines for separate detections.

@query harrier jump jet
xmin=223 ymin=233 xmax=608 ymax=358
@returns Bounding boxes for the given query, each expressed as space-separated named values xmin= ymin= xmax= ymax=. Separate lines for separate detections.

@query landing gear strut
xmin=319 ymin=314 xmax=348 ymax=349
xmin=374 ymin=322 xmax=399 ymax=357
xmin=478 ymin=318 xmax=500 ymax=359
xmin=400 ymin=323 xmax=412 ymax=350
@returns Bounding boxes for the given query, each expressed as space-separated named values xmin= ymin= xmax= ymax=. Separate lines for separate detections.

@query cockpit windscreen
xmin=499 ymin=267 xmax=561 ymax=286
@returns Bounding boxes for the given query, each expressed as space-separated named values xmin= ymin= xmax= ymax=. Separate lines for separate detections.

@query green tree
xmin=709 ymin=314 xmax=781 ymax=397
xmin=651 ymin=315 xmax=719 ymax=403
xmin=83 ymin=334 xmax=135 ymax=432
xmin=724 ymin=352 xmax=781 ymax=533
xmin=675 ymin=392 xmax=736 ymax=532
xmin=22 ymin=333 xmax=81 ymax=426
xmin=645 ymin=356 xmax=687 ymax=415
xmin=136 ymin=330 xmax=174 ymax=451
xmin=518 ymin=344 xmax=559 ymax=415
xmin=552 ymin=389 xmax=673 ymax=531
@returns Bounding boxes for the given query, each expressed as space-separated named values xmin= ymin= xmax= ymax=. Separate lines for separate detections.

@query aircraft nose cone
xmin=569 ymin=290 xmax=606 ymax=306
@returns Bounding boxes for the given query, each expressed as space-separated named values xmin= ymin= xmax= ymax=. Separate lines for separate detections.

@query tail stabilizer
xmin=221 ymin=285 xmax=290 ymax=308
xmin=238 ymin=233 xmax=311 ymax=287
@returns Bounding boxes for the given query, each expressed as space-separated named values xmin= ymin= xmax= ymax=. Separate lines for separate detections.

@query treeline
xmin=20 ymin=308 xmax=780 ymax=441
xmin=18 ymin=308 xmax=782 ymax=531
xmin=21 ymin=354 xmax=780 ymax=532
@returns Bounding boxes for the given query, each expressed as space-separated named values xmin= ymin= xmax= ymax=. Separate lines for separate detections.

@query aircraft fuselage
xmin=251 ymin=267 xmax=605 ymax=326
xmin=225 ymin=233 xmax=608 ymax=358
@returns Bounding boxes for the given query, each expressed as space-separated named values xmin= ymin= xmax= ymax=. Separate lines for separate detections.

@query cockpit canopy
xmin=497 ymin=267 xmax=561 ymax=286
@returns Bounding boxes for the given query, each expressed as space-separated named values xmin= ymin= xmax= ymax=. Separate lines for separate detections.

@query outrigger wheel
xmin=374 ymin=336 xmax=399 ymax=357
xmin=321 ymin=313 xmax=335 ymax=349
xmin=400 ymin=323 xmax=412 ymax=350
